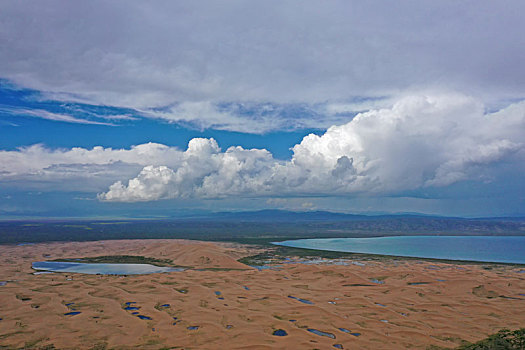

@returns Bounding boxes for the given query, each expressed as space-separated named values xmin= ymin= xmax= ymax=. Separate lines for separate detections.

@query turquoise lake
xmin=32 ymin=261 xmax=181 ymax=275
xmin=273 ymin=236 xmax=525 ymax=264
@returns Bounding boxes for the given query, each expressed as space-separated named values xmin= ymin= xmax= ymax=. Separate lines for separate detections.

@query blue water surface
xmin=307 ymin=328 xmax=336 ymax=339
xmin=32 ymin=261 xmax=181 ymax=275
xmin=124 ymin=306 xmax=140 ymax=310
xmin=273 ymin=236 xmax=525 ymax=264
xmin=288 ymin=295 xmax=314 ymax=304
xmin=272 ymin=329 xmax=288 ymax=336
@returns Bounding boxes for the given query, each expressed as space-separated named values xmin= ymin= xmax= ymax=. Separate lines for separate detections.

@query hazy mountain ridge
xmin=1 ymin=210 xmax=524 ymax=245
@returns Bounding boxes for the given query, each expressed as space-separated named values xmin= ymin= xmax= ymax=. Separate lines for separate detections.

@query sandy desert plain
xmin=0 ymin=239 xmax=524 ymax=350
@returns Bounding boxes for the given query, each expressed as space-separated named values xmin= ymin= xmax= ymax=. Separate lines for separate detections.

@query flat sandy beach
xmin=1 ymin=239 xmax=524 ymax=349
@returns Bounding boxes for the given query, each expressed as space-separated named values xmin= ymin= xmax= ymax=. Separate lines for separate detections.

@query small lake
xmin=273 ymin=236 xmax=525 ymax=264
xmin=32 ymin=261 xmax=181 ymax=275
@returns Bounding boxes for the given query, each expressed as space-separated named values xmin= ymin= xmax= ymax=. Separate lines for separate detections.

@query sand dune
xmin=0 ymin=239 xmax=524 ymax=349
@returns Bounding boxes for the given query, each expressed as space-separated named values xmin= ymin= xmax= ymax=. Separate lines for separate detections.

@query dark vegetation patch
xmin=429 ymin=328 xmax=525 ymax=349
xmin=458 ymin=328 xmax=525 ymax=349
xmin=472 ymin=285 xmax=499 ymax=299
xmin=236 ymin=244 xmax=523 ymax=268
xmin=52 ymin=255 xmax=180 ymax=267
xmin=154 ymin=303 xmax=170 ymax=311
xmin=238 ymin=246 xmax=364 ymax=266
xmin=343 ymin=284 xmax=375 ymax=287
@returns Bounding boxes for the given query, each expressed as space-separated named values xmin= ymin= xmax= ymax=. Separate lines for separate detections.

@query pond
xmin=32 ymin=261 xmax=182 ymax=275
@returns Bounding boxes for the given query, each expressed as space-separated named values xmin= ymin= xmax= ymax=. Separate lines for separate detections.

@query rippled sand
xmin=1 ymin=239 xmax=524 ymax=349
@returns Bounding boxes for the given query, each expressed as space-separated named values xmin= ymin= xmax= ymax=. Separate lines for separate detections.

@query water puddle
xmin=307 ymin=328 xmax=335 ymax=339
xmin=252 ymin=265 xmax=281 ymax=271
xmin=288 ymin=295 xmax=314 ymax=305
xmin=370 ymin=279 xmax=385 ymax=284
xmin=273 ymin=329 xmax=288 ymax=336
xmin=124 ymin=306 xmax=140 ymax=310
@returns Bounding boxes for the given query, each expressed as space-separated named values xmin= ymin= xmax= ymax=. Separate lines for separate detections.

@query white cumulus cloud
xmin=1 ymin=93 xmax=522 ymax=199
xmin=99 ymin=138 xmax=276 ymax=201
xmin=98 ymin=94 xmax=525 ymax=201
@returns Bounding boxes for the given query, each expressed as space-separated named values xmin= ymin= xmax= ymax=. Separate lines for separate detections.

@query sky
xmin=0 ymin=1 xmax=524 ymax=218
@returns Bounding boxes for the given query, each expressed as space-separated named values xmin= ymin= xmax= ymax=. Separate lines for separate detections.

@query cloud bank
xmin=95 ymin=94 xmax=524 ymax=201
xmin=0 ymin=143 xmax=183 ymax=191
xmin=1 ymin=1 xmax=524 ymax=132
xmin=2 ymin=94 xmax=523 ymax=201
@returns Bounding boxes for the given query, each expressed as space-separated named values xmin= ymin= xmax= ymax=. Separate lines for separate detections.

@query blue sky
xmin=0 ymin=1 xmax=524 ymax=218
xmin=0 ymin=82 xmax=314 ymax=158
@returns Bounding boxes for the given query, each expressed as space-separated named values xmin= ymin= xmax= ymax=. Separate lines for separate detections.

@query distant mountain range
xmin=186 ymin=209 xmax=524 ymax=222
xmin=0 ymin=209 xmax=524 ymax=245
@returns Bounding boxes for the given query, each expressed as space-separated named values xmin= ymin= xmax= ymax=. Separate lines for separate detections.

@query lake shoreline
xmin=271 ymin=236 xmax=525 ymax=266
